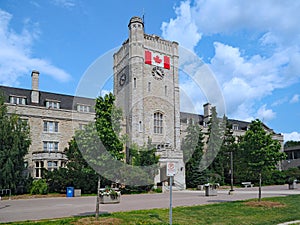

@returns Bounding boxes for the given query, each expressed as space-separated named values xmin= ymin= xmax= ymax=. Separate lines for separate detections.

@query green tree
xmin=181 ymin=119 xmax=206 ymax=188
xmin=239 ymin=119 xmax=286 ymax=201
xmin=127 ymin=138 xmax=160 ymax=192
xmin=0 ymin=94 xmax=31 ymax=193
xmin=74 ymin=93 xmax=124 ymax=219
xmin=210 ymin=115 xmax=237 ymax=186
xmin=94 ymin=93 xmax=124 ymax=161
xmin=44 ymin=139 xmax=109 ymax=194
xmin=202 ymin=107 xmax=224 ymax=183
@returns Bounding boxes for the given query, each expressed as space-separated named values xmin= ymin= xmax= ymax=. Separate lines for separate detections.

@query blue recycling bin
xmin=66 ymin=187 xmax=74 ymax=197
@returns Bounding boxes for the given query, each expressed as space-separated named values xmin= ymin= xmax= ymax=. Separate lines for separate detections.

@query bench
xmin=241 ymin=182 xmax=254 ymax=188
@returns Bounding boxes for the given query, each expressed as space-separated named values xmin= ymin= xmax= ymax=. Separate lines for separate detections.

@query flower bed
xmin=99 ymin=187 xmax=121 ymax=204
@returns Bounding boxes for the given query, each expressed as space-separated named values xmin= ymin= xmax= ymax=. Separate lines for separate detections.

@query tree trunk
xmin=95 ymin=175 xmax=101 ymax=219
xmin=258 ymin=172 xmax=262 ymax=202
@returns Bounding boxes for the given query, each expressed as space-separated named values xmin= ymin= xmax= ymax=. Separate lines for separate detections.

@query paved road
xmin=0 ymin=185 xmax=300 ymax=223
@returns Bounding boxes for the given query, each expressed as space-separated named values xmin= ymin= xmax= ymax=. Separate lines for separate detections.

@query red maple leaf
xmin=153 ymin=55 xmax=162 ymax=64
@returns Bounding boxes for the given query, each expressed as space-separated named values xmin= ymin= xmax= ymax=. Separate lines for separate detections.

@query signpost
xmin=167 ymin=162 xmax=176 ymax=225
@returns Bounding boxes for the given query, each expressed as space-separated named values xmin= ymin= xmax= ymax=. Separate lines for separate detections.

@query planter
xmin=99 ymin=194 xmax=120 ymax=204
xmin=288 ymin=181 xmax=297 ymax=190
xmin=204 ymin=183 xmax=219 ymax=196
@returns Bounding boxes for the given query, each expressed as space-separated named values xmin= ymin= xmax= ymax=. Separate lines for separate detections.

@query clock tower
xmin=113 ymin=16 xmax=185 ymax=189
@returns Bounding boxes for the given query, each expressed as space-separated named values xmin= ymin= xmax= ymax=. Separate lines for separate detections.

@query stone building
xmin=282 ymin=145 xmax=300 ymax=170
xmin=113 ymin=16 xmax=185 ymax=189
xmin=0 ymin=71 xmax=95 ymax=178
xmin=0 ymin=16 xmax=284 ymax=187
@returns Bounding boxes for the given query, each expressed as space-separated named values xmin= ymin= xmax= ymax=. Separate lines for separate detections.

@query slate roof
xmin=180 ymin=111 xmax=279 ymax=134
xmin=0 ymin=85 xmax=95 ymax=112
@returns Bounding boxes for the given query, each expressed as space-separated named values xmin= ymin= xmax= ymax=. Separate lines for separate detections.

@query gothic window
xmin=154 ymin=112 xmax=163 ymax=134
xmin=35 ymin=161 xmax=44 ymax=178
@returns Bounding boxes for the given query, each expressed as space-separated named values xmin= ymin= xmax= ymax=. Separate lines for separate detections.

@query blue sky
xmin=0 ymin=0 xmax=300 ymax=142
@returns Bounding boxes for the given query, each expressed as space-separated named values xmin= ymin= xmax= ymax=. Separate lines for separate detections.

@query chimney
xmin=203 ymin=103 xmax=212 ymax=124
xmin=31 ymin=70 xmax=40 ymax=104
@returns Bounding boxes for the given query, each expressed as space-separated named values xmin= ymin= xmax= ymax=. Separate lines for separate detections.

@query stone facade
xmin=113 ymin=17 xmax=185 ymax=189
xmin=0 ymin=73 xmax=95 ymax=178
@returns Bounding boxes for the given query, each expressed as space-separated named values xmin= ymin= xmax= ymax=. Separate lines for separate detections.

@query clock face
xmin=152 ymin=66 xmax=164 ymax=80
xmin=119 ymin=73 xmax=126 ymax=86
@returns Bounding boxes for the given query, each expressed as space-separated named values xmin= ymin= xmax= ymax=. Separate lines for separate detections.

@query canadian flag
xmin=145 ymin=50 xmax=170 ymax=70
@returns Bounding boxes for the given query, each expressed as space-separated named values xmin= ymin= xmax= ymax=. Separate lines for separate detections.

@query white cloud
xmin=290 ymin=94 xmax=299 ymax=104
xmin=256 ymin=104 xmax=276 ymax=121
xmin=0 ymin=9 xmax=71 ymax=87
xmin=191 ymin=0 xmax=300 ymax=44
xmin=162 ymin=1 xmax=300 ymax=123
xmin=161 ymin=1 xmax=201 ymax=51
xmin=284 ymin=132 xmax=300 ymax=142
xmin=50 ymin=0 xmax=75 ymax=9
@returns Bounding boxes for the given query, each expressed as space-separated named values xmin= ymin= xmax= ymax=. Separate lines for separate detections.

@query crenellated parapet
xmin=144 ymin=34 xmax=178 ymax=56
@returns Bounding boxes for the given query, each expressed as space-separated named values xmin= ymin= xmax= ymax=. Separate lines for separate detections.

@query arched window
xmin=154 ymin=112 xmax=163 ymax=134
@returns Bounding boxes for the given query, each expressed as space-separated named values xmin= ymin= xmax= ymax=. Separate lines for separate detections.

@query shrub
xmin=30 ymin=179 xmax=49 ymax=195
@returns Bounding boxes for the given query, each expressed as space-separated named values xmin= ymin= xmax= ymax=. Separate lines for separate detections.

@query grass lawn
xmin=3 ymin=195 xmax=300 ymax=225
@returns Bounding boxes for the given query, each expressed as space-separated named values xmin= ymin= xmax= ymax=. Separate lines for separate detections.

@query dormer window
xmin=77 ymin=104 xmax=90 ymax=112
xmin=46 ymin=100 xmax=60 ymax=109
xmin=232 ymin=124 xmax=239 ymax=130
xmin=9 ymin=95 xmax=26 ymax=105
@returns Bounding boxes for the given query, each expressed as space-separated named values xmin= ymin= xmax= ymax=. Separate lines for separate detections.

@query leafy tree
xmin=74 ymin=93 xmax=124 ymax=219
xmin=126 ymin=138 xmax=160 ymax=192
xmin=202 ymin=107 xmax=224 ymax=183
xmin=94 ymin=93 xmax=124 ymax=161
xmin=239 ymin=119 xmax=286 ymax=201
xmin=181 ymin=119 xmax=206 ymax=188
xmin=210 ymin=115 xmax=237 ymax=186
xmin=0 ymin=94 xmax=31 ymax=193
xmin=44 ymin=139 xmax=110 ymax=194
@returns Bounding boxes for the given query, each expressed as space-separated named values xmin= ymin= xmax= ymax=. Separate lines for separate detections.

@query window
xmin=46 ymin=100 xmax=60 ymax=109
xmin=148 ymin=82 xmax=151 ymax=92
xmin=165 ymin=85 xmax=168 ymax=96
xmin=43 ymin=141 xmax=59 ymax=153
xmin=43 ymin=121 xmax=58 ymax=132
xmin=9 ymin=96 xmax=26 ymax=105
xmin=154 ymin=112 xmax=163 ymax=134
xmin=134 ymin=77 xmax=137 ymax=88
xmin=139 ymin=121 xmax=142 ymax=132
xmin=35 ymin=161 xmax=44 ymax=178
xmin=232 ymin=124 xmax=239 ymax=130
xmin=47 ymin=161 xmax=58 ymax=171
xmin=77 ymin=104 xmax=90 ymax=112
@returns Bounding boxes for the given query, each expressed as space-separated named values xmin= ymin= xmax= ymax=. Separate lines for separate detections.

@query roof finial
xmin=142 ymin=8 xmax=145 ymax=31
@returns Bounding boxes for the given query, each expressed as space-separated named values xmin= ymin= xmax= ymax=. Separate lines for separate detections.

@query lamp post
xmin=229 ymin=151 xmax=234 ymax=192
